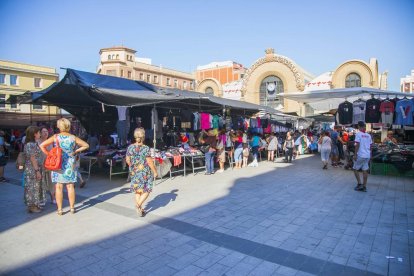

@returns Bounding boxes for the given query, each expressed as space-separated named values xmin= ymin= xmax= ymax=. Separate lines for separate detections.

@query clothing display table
xmin=184 ymin=154 xmax=206 ymax=174
xmin=79 ymin=155 xmax=98 ymax=180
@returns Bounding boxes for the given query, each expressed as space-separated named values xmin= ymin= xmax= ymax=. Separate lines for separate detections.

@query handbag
xmin=199 ymin=144 xmax=210 ymax=154
xmin=44 ymin=135 xmax=63 ymax=171
xmin=16 ymin=152 xmax=26 ymax=171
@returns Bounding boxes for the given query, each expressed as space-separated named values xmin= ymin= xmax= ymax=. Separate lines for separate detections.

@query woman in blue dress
xmin=40 ymin=118 xmax=89 ymax=215
xmin=126 ymin=128 xmax=158 ymax=217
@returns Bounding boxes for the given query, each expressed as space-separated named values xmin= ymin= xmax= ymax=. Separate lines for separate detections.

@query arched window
xmin=112 ymin=54 xmax=115 ymax=59
xmin=116 ymin=54 xmax=119 ymax=59
xmin=205 ymin=87 xmax=214 ymax=95
xmin=345 ymin=73 xmax=361 ymax=88
xmin=108 ymin=55 xmax=111 ymax=60
xmin=260 ymin=75 xmax=284 ymax=107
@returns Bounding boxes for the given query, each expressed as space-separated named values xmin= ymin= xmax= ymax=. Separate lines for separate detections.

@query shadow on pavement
xmin=144 ymin=189 xmax=179 ymax=213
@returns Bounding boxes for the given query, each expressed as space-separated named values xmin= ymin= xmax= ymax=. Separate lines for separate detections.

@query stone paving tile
xmin=173 ymin=264 xmax=204 ymax=276
xmin=224 ymin=261 xmax=256 ymax=276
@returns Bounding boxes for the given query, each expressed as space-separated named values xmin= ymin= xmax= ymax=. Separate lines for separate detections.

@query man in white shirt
xmin=353 ymin=121 xmax=372 ymax=192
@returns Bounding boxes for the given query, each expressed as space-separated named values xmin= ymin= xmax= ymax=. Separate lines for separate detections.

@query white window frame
xmin=166 ymin=78 xmax=171 ymax=86
xmin=174 ymin=79 xmax=178 ymax=88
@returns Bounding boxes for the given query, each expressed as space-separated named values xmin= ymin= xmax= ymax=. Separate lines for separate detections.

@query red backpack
xmin=44 ymin=135 xmax=63 ymax=171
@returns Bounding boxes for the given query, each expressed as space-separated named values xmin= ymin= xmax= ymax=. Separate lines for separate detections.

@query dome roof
xmin=304 ymin=72 xmax=333 ymax=92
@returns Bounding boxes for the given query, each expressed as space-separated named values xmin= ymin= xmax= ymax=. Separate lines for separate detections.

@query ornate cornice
xmin=241 ymin=54 xmax=304 ymax=95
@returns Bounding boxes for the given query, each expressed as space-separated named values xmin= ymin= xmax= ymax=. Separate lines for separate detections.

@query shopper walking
xmin=266 ymin=133 xmax=278 ymax=162
xmin=23 ymin=126 xmax=47 ymax=213
xmin=40 ymin=118 xmax=89 ymax=215
xmin=318 ymin=131 xmax=332 ymax=170
xmin=126 ymin=128 xmax=158 ymax=216
xmin=283 ymin=132 xmax=294 ymax=163
xmin=353 ymin=121 xmax=372 ymax=192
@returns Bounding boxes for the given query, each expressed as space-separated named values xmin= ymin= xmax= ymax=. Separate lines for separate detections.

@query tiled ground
xmin=0 ymin=154 xmax=413 ymax=275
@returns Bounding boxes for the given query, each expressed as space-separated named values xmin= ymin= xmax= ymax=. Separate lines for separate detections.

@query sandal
xmin=80 ymin=181 xmax=86 ymax=188
xmin=70 ymin=208 xmax=76 ymax=214
xmin=57 ymin=209 xmax=63 ymax=216
xmin=135 ymin=205 xmax=146 ymax=217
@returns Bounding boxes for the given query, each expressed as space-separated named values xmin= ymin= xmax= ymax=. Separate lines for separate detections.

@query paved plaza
xmin=0 ymin=154 xmax=413 ymax=276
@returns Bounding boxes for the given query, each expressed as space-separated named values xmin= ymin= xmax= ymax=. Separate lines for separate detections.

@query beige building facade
xmin=400 ymin=69 xmax=414 ymax=93
xmin=196 ymin=48 xmax=388 ymax=115
xmin=97 ymin=46 xmax=195 ymax=90
xmin=0 ymin=60 xmax=60 ymax=128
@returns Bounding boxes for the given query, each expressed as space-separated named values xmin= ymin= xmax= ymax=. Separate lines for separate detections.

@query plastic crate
xmin=370 ymin=162 xmax=387 ymax=176
xmin=386 ymin=164 xmax=414 ymax=178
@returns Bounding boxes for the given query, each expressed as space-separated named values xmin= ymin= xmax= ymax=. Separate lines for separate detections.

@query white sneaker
xmin=217 ymin=169 xmax=224 ymax=173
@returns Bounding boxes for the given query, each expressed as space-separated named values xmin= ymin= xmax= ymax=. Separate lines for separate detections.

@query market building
xmin=0 ymin=60 xmax=60 ymax=128
xmin=400 ymin=69 xmax=414 ymax=93
xmin=195 ymin=48 xmax=388 ymax=116
xmin=97 ymin=46 xmax=196 ymax=91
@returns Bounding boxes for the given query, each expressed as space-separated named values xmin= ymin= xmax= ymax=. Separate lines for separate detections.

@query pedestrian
xmin=232 ymin=130 xmax=243 ymax=169
xmin=248 ymin=132 xmax=260 ymax=167
xmin=38 ymin=127 xmax=55 ymax=204
xmin=330 ymin=127 xmax=340 ymax=167
xmin=353 ymin=121 xmax=372 ymax=192
xmin=126 ymin=128 xmax=158 ymax=216
xmin=23 ymin=126 xmax=47 ymax=213
xmin=266 ymin=133 xmax=278 ymax=162
xmin=318 ymin=131 xmax=332 ymax=170
xmin=40 ymin=118 xmax=89 ymax=215
xmin=283 ymin=132 xmax=294 ymax=163
xmin=0 ymin=130 xmax=7 ymax=182
xmin=242 ymin=143 xmax=249 ymax=168
xmin=216 ymin=130 xmax=226 ymax=173
xmin=200 ymin=129 xmax=217 ymax=175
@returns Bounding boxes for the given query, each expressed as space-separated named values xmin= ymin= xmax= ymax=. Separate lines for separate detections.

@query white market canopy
xmin=279 ymin=87 xmax=413 ymax=104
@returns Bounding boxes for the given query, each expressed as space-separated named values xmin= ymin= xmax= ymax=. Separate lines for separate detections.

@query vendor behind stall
xmin=382 ymin=131 xmax=398 ymax=146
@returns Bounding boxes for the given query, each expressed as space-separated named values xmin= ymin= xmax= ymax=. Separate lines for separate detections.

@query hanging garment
xmin=200 ymin=113 xmax=211 ymax=130
xmin=337 ymin=101 xmax=353 ymax=125
xmin=379 ymin=100 xmax=395 ymax=126
xmin=395 ymin=99 xmax=414 ymax=125
xmin=352 ymin=100 xmax=366 ymax=124
xmin=192 ymin=112 xmax=200 ymax=130
xmin=365 ymin=98 xmax=381 ymax=123
xmin=212 ymin=115 xmax=220 ymax=129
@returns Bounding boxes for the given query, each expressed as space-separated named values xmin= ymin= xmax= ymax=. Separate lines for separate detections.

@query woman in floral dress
xmin=24 ymin=126 xmax=47 ymax=213
xmin=40 ymin=118 xmax=89 ymax=215
xmin=126 ymin=128 xmax=158 ymax=217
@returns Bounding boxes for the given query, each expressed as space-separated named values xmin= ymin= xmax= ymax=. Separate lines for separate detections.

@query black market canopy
xmin=22 ymin=69 xmax=275 ymax=132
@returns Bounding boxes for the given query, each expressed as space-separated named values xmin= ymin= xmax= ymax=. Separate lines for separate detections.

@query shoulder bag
xmin=44 ymin=135 xmax=63 ymax=171
xmin=16 ymin=152 xmax=26 ymax=171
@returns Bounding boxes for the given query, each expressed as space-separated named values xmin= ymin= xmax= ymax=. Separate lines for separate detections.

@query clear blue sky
xmin=1 ymin=0 xmax=413 ymax=91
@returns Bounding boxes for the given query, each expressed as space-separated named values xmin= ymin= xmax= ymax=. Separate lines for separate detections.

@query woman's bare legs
xmin=66 ymin=183 xmax=75 ymax=209
xmin=55 ymin=183 xmax=63 ymax=211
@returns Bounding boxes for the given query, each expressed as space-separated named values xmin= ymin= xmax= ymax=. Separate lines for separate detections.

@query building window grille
xmin=345 ymin=73 xmax=361 ymax=88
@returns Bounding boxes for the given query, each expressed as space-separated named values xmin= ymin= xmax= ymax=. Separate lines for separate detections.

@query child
xmin=242 ymin=143 xmax=249 ymax=168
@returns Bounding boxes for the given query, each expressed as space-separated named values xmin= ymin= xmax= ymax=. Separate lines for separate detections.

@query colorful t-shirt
xmin=395 ymin=99 xmax=414 ymax=125
xmin=379 ymin=100 xmax=395 ymax=126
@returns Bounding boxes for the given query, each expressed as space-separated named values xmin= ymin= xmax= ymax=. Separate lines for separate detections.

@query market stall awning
xmin=24 ymin=68 xmax=277 ymax=131
xmin=279 ymin=87 xmax=413 ymax=103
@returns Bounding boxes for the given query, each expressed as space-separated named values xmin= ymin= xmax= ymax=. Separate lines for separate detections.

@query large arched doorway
xmin=259 ymin=75 xmax=284 ymax=108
